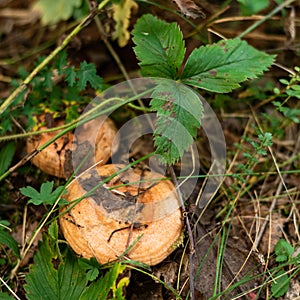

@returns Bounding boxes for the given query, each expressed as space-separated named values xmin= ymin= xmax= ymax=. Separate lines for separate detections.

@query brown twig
xmin=169 ymin=166 xmax=195 ymax=300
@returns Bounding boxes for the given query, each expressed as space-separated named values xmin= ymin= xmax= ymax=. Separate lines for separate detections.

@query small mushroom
xmin=26 ymin=114 xmax=119 ymax=178
xmin=59 ymin=164 xmax=183 ymax=266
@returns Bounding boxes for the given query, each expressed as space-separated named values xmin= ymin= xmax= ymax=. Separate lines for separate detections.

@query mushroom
xmin=59 ymin=164 xmax=183 ymax=266
xmin=26 ymin=113 xmax=119 ymax=178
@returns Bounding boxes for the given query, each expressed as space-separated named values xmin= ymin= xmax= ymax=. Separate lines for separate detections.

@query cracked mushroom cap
xmin=59 ymin=164 xmax=183 ymax=266
xmin=26 ymin=114 xmax=119 ymax=178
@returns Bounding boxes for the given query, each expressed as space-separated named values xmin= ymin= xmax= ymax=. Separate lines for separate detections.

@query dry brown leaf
xmin=172 ymin=0 xmax=205 ymax=19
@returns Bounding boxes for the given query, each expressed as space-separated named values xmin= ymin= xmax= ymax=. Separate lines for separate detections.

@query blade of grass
xmin=0 ymin=0 xmax=111 ymax=115
xmin=238 ymin=0 xmax=296 ymax=39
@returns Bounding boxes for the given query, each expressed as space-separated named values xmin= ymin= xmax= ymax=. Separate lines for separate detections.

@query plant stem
xmin=169 ymin=166 xmax=195 ymax=300
xmin=238 ymin=0 xmax=296 ymax=38
xmin=0 ymin=0 xmax=111 ymax=115
xmin=0 ymin=88 xmax=153 ymax=182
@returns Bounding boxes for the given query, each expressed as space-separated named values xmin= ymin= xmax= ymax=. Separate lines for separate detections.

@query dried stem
xmin=0 ymin=0 xmax=111 ymax=115
xmin=169 ymin=166 xmax=195 ymax=300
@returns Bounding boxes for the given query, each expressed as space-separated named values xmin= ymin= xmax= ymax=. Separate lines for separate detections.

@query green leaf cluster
xmin=273 ymin=100 xmax=300 ymax=124
xmin=25 ymin=231 xmax=129 ymax=300
xmin=280 ymin=67 xmax=300 ymax=98
xmin=132 ymin=14 xmax=274 ymax=164
xmin=132 ymin=14 xmax=275 ymax=92
xmin=20 ymin=181 xmax=65 ymax=206
xmin=271 ymin=239 xmax=297 ymax=298
xmin=0 ymin=50 xmax=103 ymax=135
xmin=62 ymin=61 xmax=104 ymax=91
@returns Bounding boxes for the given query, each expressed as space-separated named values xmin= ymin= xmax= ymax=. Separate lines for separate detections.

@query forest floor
xmin=0 ymin=0 xmax=300 ymax=299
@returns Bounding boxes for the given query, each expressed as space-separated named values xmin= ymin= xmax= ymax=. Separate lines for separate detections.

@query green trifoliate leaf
xmin=180 ymin=38 xmax=275 ymax=93
xmin=151 ymin=80 xmax=203 ymax=164
xmin=132 ymin=14 xmax=185 ymax=79
xmin=20 ymin=181 xmax=65 ymax=205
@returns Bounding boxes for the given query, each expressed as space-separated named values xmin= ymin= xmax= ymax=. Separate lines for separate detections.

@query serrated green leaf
xmin=25 ymin=235 xmax=87 ymax=300
xmin=181 ymin=38 xmax=275 ymax=93
xmin=132 ymin=14 xmax=185 ymax=79
xmin=25 ymin=236 xmax=59 ymax=300
xmin=25 ymin=235 xmax=129 ymax=300
xmin=77 ymin=61 xmax=103 ymax=90
xmin=0 ymin=142 xmax=16 ymax=175
xmin=57 ymin=250 xmax=87 ymax=299
xmin=34 ymin=0 xmax=82 ymax=25
xmin=151 ymin=80 xmax=203 ymax=164
xmin=41 ymin=71 xmax=53 ymax=89
xmin=271 ymin=270 xmax=290 ymax=298
xmin=79 ymin=278 xmax=104 ymax=300
xmin=0 ymin=230 xmax=20 ymax=258
xmin=114 ymin=277 xmax=130 ymax=299
xmin=64 ymin=66 xmax=77 ymax=87
xmin=98 ymin=263 xmax=128 ymax=300
xmin=55 ymin=51 xmax=68 ymax=74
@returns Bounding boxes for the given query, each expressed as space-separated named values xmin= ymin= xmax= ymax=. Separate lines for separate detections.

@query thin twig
xmin=252 ymin=108 xmax=300 ymax=249
xmin=169 ymin=166 xmax=195 ymax=300
xmin=0 ymin=0 xmax=111 ymax=115
xmin=238 ymin=0 xmax=296 ymax=38
xmin=0 ymin=277 xmax=21 ymax=300
xmin=0 ymin=91 xmax=152 ymax=182
xmin=86 ymin=0 xmax=154 ymax=126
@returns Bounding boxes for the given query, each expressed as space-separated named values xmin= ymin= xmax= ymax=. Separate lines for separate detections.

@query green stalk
xmin=238 ymin=0 xmax=296 ymax=38
xmin=0 ymin=88 xmax=153 ymax=182
xmin=0 ymin=0 xmax=111 ymax=115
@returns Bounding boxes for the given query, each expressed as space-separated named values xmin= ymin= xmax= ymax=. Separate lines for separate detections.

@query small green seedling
xmin=271 ymin=239 xmax=297 ymax=298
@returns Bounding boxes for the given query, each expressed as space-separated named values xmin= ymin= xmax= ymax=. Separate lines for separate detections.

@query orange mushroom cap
xmin=26 ymin=114 xmax=119 ymax=178
xmin=59 ymin=164 xmax=183 ymax=266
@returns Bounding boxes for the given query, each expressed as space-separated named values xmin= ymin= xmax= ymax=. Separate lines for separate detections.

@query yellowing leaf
xmin=112 ymin=0 xmax=138 ymax=47
xmin=33 ymin=0 xmax=82 ymax=25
